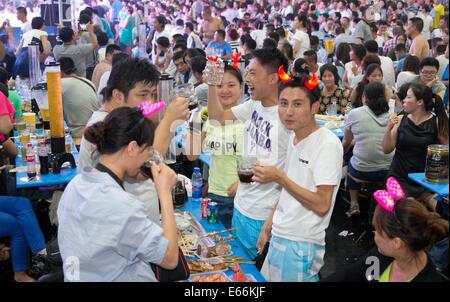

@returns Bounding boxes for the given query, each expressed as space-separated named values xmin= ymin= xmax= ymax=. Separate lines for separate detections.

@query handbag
xmin=150 ymin=247 xmax=190 ymax=282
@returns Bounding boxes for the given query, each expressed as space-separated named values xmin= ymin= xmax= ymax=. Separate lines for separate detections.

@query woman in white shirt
xmin=396 ymin=55 xmax=421 ymax=91
xmin=57 ymin=107 xmax=179 ymax=282
xmin=342 ymin=44 xmax=366 ymax=90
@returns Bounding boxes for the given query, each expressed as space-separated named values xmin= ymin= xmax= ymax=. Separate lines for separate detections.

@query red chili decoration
xmin=231 ymin=52 xmax=241 ymax=70
xmin=305 ymin=73 xmax=319 ymax=90
xmin=278 ymin=66 xmax=292 ymax=84
xmin=207 ymin=56 xmax=219 ymax=62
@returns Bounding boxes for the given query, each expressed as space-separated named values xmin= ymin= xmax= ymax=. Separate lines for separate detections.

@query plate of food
xmin=195 ymin=241 xmax=233 ymax=259
xmin=189 ymin=271 xmax=231 ymax=282
xmin=325 ymin=120 xmax=345 ymax=129
xmin=188 ymin=258 xmax=228 ymax=274
xmin=315 ymin=114 xmax=345 ymax=121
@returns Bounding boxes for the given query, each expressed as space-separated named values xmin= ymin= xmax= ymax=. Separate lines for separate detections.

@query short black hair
xmin=394 ymin=43 xmax=407 ymax=53
xmin=97 ymin=31 xmax=108 ymax=46
xmin=176 ymin=19 xmax=184 ymax=27
xmin=31 ymin=17 xmax=44 ymax=30
xmin=216 ymin=29 xmax=226 ymax=39
xmin=244 ymin=38 xmax=257 ymax=50
xmin=309 ymin=35 xmax=319 ymax=47
xmin=420 ymin=57 xmax=440 ymax=71
xmin=104 ymin=58 xmax=160 ymax=102
xmin=106 ymin=44 xmax=121 ymax=56
xmin=268 ymin=32 xmax=280 ymax=42
xmin=172 ymin=34 xmax=185 ymax=44
xmin=185 ymin=22 xmax=194 ymax=32
xmin=296 ymin=13 xmax=308 ymax=27
xmin=262 ymin=38 xmax=278 ymax=49
xmin=189 ymin=55 xmax=207 ymax=74
xmin=436 ymin=44 xmax=446 ymax=55
xmin=157 ymin=36 xmax=170 ymax=48
xmin=111 ymin=52 xmax=129 ymax=66
xmin=59 ymin=57 xmax=77 ymax=74
xmin=279 ymin=74 xmax=321 ymax=106
xmin=303 ymin=50 xmax=318 ymax=63
xmin=173 ymin=43 xmax=187 ymax=53
xmin=78 ymin=13 xmax=91 ymax=25
xmin=351 ymin=44 xmax=367 ymax=61
xmin=16 ymin=6 xmax=27 ymax=15
xmin=409 ymin=17 xmax=424 ymax=33
xmin=155 ymin=15 xmax=167 ymax=26
xmin=252 ymin=48 xmax=289 ymax=75
xmin=173 ymin=50 xmax=186 ymax=63
xmin=58 ymin=27 xmax=75 ymax=43
xmin=364 ymin=40 xmax=379 ymax=53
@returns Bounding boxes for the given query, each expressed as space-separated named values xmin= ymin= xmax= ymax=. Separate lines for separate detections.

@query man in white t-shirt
xmin=292 ymin=14 xmax=310 ymax=59
xmin=16 ymin=6 xmax=32 ymax=36
xmin=253 ymin=79 xmax=343 ymax=282
xmin=364 ymin=40 xmax=396 ymax=89
xmin=206 ymin=48 xmax=291 ymax=259
xmin=79 ymin=58 xmax=189 ymax=224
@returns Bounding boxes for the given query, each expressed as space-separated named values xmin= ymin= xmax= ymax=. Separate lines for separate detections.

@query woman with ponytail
xmin=383 ymin=82 xmax=449 ymax=208
xmin=57 ymin=107 xmax=180 ymax=281
xmin=323 ymin=189 xmax=449 ymax=282
xmin=342 ymin=82 xmax=395 ymax=216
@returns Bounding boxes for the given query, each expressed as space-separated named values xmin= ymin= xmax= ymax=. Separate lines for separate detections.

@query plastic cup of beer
xmin=23 ymin=112 xmax=36 ymax=131
xmin=41 ymin=108 xmax=50 ymax=122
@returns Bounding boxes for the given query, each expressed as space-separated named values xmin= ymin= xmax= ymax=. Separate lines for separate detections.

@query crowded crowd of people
xmin=0 ymin=0 xmax=449 ymax=283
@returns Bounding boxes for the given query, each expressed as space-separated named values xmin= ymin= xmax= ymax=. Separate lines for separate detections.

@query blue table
xmin=316 ymin=119 xmax=344 ymax=139
xmin=180 ymin=199 xmax=266 ymax=282
xmin=14 ymin=130 xmax=79 ymax=189
xmin=408 ymin=173 xmax=449 ymax=199
xmin=15 ymin=152 xmax=79 ymax=189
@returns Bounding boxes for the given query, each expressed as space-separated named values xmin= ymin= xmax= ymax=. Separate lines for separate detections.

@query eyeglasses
xmin=421 ymin=70 xmax=437 ymax=76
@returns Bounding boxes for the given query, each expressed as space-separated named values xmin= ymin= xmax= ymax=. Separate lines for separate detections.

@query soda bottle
xmin=26 ymin=142 xmax=36 ymax=180
xmin=191 ymin=167 xmax=202 ymax=203
xmin=38 ymin=140 xmax=49 ymax=175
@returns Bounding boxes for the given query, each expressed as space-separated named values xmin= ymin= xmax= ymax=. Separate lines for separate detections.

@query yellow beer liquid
xmin=47 ymin=71 xmax=65 ymax=138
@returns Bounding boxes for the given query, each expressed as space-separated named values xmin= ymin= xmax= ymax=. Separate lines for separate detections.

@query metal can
xmin=425 ymin=144 xmax=449 ymax=184
xmin=201 ymin=198 xmax=210 ymax=219
xmin=207 ymin=201 xmax=218 ymax=224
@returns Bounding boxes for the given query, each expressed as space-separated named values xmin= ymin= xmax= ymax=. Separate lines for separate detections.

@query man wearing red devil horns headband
xmin=252 ymin=75 xmax=344 ymax=282
xmin=206 ymin=48 xmax=291 ymax=260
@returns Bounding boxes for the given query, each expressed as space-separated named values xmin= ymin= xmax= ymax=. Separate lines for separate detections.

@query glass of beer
xmin=237 ymin=157 xmax=257 ymax=184
xmin=23 ymin=112 xmax=36 ymax=131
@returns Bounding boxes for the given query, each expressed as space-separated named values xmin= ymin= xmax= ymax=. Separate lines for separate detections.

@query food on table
xmin=196 ymin=241 xmax=232 ymax=258
xmin=315 ymin=114 xmax=345 ymax=121
xmin=191 ymin=273 xmax=229 ymax=282
xmin=187 ymin=259 xmax=228 ymax=273
xmin=231 ymin=263 xmax=249 ymax=282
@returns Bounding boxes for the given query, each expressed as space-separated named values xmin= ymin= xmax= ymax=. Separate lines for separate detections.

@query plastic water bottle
xmin=26 ymin=142 xmax=37 ymax=180
xmin=191 ymin=167 xmax=203 ymax=203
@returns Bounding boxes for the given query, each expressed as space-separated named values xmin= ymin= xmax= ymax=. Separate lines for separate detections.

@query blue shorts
xmin=266 ymin=235 xmax=325 ymax=282
xmin=231 ymin=208 xmax=265 ymax=260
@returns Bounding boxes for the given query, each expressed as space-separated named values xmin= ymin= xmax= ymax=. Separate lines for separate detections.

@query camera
xmin=78 ymin=23 xmax=88 ymax=32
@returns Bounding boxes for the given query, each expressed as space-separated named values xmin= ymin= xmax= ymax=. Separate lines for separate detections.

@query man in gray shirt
xmin=53 ymin=24 xmax=99 ymax=77
xmin=352 ymin=6 xmax=375 ymax=44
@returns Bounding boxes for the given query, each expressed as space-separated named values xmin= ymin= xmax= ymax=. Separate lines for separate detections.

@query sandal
xmin=346 ymin=204 xmax=360 ymax=217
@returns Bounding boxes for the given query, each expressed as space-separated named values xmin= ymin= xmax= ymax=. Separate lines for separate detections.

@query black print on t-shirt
xmin=247 ymin=110 xmax=274 ymax=152
xmin=299 ymin=158 xmax=309 ymax=164
xmin=206 ymin=140 xmax=238 ymax=153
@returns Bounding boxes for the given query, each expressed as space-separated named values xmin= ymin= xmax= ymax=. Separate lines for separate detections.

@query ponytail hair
xmin=409 ymin=82 xmax=449 ymax=140
xmin=84 ymin=107 xmax=156 ymax=155
xmin=373 ymin=198 xmax=449 ymax=252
